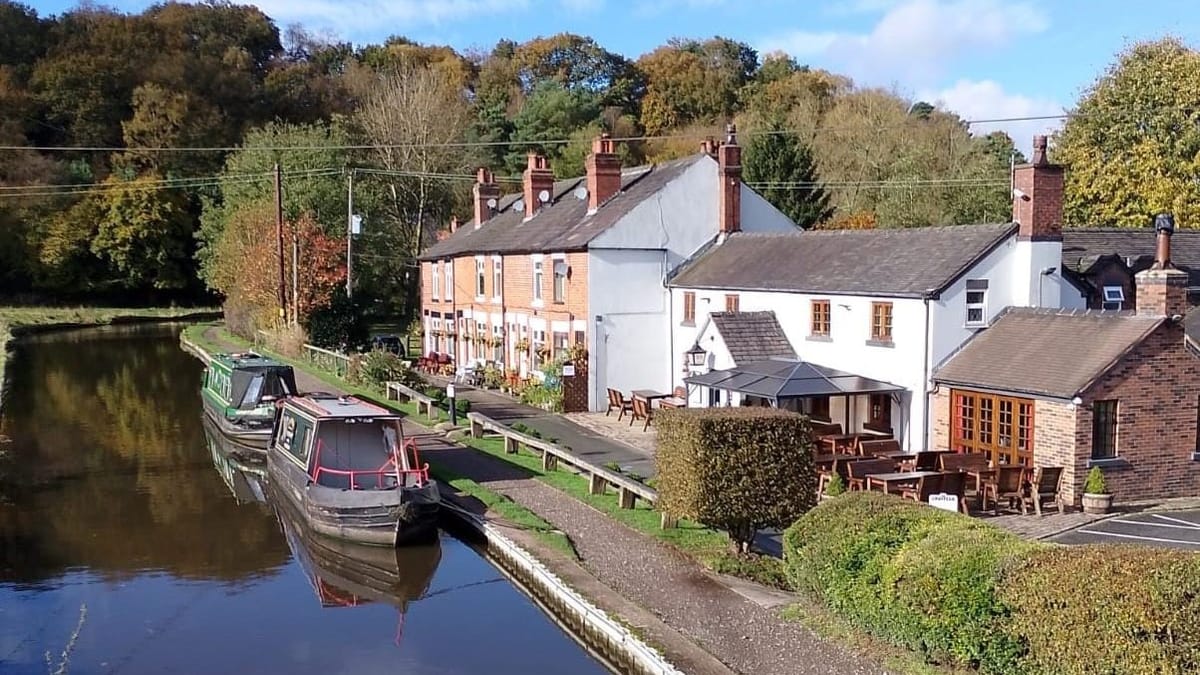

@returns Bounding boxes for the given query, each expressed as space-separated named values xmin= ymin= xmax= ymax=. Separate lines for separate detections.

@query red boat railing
xmin=309 ymin=437 xmax=430 ymax=490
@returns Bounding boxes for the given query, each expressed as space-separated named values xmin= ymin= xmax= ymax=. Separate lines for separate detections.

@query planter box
xmin=1081 ymin=492 xmax=1113 ymax=515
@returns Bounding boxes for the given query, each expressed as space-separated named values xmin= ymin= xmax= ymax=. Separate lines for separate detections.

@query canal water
xmin=0 ymin=324 xmax=610 ymax=674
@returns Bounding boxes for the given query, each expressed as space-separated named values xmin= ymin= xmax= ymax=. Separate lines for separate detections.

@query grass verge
xmin=182 ymin=323 xmax=574 ymax=556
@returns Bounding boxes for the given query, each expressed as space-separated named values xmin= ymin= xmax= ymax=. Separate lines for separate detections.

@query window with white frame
xmin=965 ymin=279 xmax=988 ymax=327
xmin=431 ymin=318 xmax=442 ymax=351
xmin=475 ymin=258 xmax=486 ymax=297
xmin=553 ymin=260 xmax=568 ymax=303
xmin=533 ymin=260 xmax=544 ymax=302
xmin=1102 ymin=285 xmax=1124 ymax=310
xmin=532 ymin=329 xmax=546 ymax=368
xmin=432 ymin=262 xmax=441 ymax=300
xmin=493 ymin=325 xmax=504 ymax=363
xmin=553 ymin=331 xmax=568 ymax=360
xmin=445 ymin=260 xmax=453 ymax=297
xmin=492 ymin=258 xmax=503 ymax=301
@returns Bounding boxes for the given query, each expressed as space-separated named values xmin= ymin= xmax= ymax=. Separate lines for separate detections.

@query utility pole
xmin=346 ymin=168 xmax=354 ymax=298
xmin=274 ymin=162 xmax=286 ymax=323
xmin=292 ymin=232 xmax=299 ymax=326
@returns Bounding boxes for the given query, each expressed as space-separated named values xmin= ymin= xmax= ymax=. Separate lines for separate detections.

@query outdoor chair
xmin=846 ymin=458 xmax=897 ymax=491
xmin=913 ymin=451 xmax=941 ymax=471
xmin=939 ymin=471 xmax=970 ymax=515
xmin=817 ymin=457 xmax=855 ymax=495
xmin=939 ymin=452 xmax=989 ymax=473
xmin=606 ymin=388 xmax=634 ymax=420
xmin=859 ymin=438 xmax=901 ymax=458
xmin=810 ymin=421 xmax=844 ymax=437
xmin=899 ymin=473 xmax=945 ymax=504
xmin=630 ymin=396 xmax=653 ymax=431
xmin=982 ymin=466 xmax=1027 ymax=514
xmin=1023 ymin=466 xmax=1065 ymax=516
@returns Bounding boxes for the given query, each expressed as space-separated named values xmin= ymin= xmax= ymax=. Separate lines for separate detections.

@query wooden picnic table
xmin=657 ymin=396 xmax=686 ymax=409
xmin=813 ymin=452 xmax=856 ymax=469
xmin=819 ymin=433 xmax=858 ymax=453
xmin=965 ymin=468 xmax=997 ymax=508
xmin=867 ymin=470 xmax=943 ymax=494
xmin=632 ymin=389 xmax=670 ymax=403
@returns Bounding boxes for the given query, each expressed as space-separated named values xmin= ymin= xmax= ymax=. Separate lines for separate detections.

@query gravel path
xmin=201 ymin=329 xmax=886 ymax=675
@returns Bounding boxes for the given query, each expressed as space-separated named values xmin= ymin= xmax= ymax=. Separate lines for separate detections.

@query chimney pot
xmin=1013 ymin=135 xmax=1063 ymax=241
xmin=1153 ymin=212 xmax=1176 ymax=269
xmin=449 ymin=215 xmax=459 ymax=233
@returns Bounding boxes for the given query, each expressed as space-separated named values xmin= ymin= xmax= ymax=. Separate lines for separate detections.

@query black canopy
xmin=231 ymin=365 xmax=298 ymax=409
xmin=684 ymin=358 xmax=904 ymax=402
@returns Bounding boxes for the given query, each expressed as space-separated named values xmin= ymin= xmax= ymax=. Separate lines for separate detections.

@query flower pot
xmin=1081 ymin=492 xmax=1113 ymax=515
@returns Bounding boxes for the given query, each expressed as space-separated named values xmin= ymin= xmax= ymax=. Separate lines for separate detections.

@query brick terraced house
xmin=417 ymin=129 xmax=796 ymax=411
xmin=934 ymin=215 xmax=1200 ymax=504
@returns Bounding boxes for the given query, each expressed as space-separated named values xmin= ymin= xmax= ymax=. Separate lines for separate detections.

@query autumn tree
xmin=638 ymin=37 xmax=758 ymax=134
xmin=511 ymin=33 xmax=644 ymax=110
xmin=1055 ymin=38 xmax=1200 ymax=227
xmin=91 ymin=176 xmax=195 ymax=290
xmin=744 ymin=124 xmax=832 ymax=228
xmin=507 ymin=80 xmax=600 ymax=174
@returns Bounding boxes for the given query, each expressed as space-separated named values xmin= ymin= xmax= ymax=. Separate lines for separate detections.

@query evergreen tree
xmin=744 ymin=126 xmax=832 ymax=229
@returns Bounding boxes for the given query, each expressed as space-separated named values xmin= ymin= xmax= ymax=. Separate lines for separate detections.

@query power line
xmin=0 ymin=167 xmax=344 ymax=199
xmin=0 ymin=112 xmax=1080 ymax=155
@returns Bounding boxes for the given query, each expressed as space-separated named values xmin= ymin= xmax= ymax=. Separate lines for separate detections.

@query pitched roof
xmin=669 ymin=222 xmax=1017 ymax=298
xmin=1062 ymin=228 xmax=1200 ymax=288
xmin=933 ymin=308 xmax=1163 ymax=399
xmin=419 ymin=155 xmax=703 ymax=259
xmin=708 ymin=311 xmax=796 ymax=365
xmin=685 ymin=358 xmax=905 ymax=399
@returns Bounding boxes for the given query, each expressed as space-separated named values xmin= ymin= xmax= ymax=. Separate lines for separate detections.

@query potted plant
xmin=1081 ymin=466 xmax=1113 ymax=514
xmin=515 ymin=338 xmax=530 ymax=352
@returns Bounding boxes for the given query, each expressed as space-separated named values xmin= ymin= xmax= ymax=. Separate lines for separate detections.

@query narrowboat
xmin=267 ymin=393 xmax=440 ymax=547
xmin=201 ymin=352 xmax=298 ymax=449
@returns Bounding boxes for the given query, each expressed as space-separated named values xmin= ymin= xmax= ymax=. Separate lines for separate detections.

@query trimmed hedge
xmin=785 ymin=493 xmax=1200 ymax=674
xmin=657 ymin=407 xmax=817 ymax=549
xmin=1001 ymin=546 xmax=1200 ymax=674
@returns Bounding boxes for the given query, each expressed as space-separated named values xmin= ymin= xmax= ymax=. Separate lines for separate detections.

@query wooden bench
xmin=859 ymin=438 xmax=901 ymax=457
xmin=385 ymin=381 xmax=438 ymax=420
xmin=630 ymin=396 xmax=653 ymax=431
xmin=606 ymin=388 xmax=633 ymax=419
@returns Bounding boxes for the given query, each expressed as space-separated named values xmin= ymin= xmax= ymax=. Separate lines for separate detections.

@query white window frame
xmin=492 ymin=257 xmax=503 ymax=303
xmin=965 ymin=279 xmax=988 ymax=328
xmin=553 ymin=260 xmax=568 ymax=304
xmin=431 ymin=262 xmax=441 ymax=301
xmin=532 ymin=257 xmax=544 ymax=306
xmin=1102 ymin=285 xmax=1124 ymax=311
xmin=532 ymin=329 xmax=547 ymax=369
xmin=475 ymin=256 xmax=486 ymax=299
xmin=445 ymin=260 xmax=453 ymax=299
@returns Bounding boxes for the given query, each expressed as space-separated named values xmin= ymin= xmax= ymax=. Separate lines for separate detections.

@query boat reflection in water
xmin=205 ymin=416 xmax=441 ymax=643
xmin=271 ymin=482 xmax=442 ymax=643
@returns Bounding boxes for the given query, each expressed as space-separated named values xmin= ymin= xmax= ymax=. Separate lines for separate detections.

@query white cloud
xmin=241 ymin=0 xmax=525 ymax=41
xmin=918 ymin=79 xmax=1064 ymax=154
xmin=760 ymin=0 xmax=1049 ymax=87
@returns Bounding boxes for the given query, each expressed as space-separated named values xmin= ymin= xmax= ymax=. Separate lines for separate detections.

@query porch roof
xmin=684 ymin=358 xmax=905 ymax=401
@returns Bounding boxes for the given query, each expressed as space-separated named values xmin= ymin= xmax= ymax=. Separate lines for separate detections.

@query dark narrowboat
xmin=268 ymin=393 xmax=440 ymax=547
xmin=201 ymin=352 xmax=298 ymax=450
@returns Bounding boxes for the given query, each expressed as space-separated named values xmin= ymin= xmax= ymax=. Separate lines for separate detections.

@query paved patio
xmin=564 ymin=411 xmax=658 ymax=455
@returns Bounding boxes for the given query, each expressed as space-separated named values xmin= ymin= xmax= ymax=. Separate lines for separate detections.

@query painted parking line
xmin=1074 ymin=528 xmax=1200 ymax=547
xmin=1149 ymin=513 xmax=1200 ymax=528
xmin=1108 ymin=518 xmax=1200 ymax=530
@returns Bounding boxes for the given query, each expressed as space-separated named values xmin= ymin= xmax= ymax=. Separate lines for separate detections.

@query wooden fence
xmin=254 ymin=329 xmax=352 ymax=378
xmin=463 ymin=411 xmax=672 ymax=528
xmin=385 ymin=381 xmax=439 ymax=420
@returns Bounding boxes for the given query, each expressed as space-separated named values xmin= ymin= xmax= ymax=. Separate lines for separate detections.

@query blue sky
xmin=27 ymin=0 xmax=1200 ymax=147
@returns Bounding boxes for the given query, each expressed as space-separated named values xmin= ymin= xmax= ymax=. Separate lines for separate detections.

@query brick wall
xmin=1033 ymin=399 xmax=1081 ymax=502
xmin=931 ymin=389 xmax=950 ymax=450
xmin=1077 ymin=321 xmax=1200 ymax=503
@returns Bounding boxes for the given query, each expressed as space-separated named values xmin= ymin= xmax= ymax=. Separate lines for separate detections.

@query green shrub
xmin=656 ymin=407 xmax=817 ymax=551
xmin=349 ymin=349 xmax=411 ymax=390
xmin=999 ymin=546 xmax=1200 ymax=675
xmin=783 ymin=492 xmax=1034 ymax=672
xmin=708 ymin=552 xmax=791 ymax=590
xmin=519 ymin=382 xmax=563 ymax=412
xmin=1083 ymin=466 xmax=1109 ymax=494
xmin=825 ymin=473 xmax=846 ymax=496
xmin=454 ymin=399 xmax=471 ymax=415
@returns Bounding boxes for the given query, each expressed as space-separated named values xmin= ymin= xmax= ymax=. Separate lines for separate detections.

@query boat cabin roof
xmin=285 ymin=394 xmax=399 ymax=420
xmin=213 ymin=351 xmax=288 ymax=371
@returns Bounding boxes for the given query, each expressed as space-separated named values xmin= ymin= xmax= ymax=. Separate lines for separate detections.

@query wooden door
xmin=950 ymin=389 xmax=1034 ymax=466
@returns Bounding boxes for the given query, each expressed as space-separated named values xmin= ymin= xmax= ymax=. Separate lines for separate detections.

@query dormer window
xmin=1102 ymin=286 xmax=1124 ymax=310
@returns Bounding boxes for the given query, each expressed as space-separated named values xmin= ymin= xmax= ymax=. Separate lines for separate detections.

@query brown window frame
xmin=1091 ymin=399 xmax=1119 ymax=460
xmin=950 ymin=389 xmax=1035 ymax=466
xmin=811 ymin=299 xmax=831 ymax=336
xmin=866 ymin=393 xmax=892 ymax=433
xmin=725 ymin=294 xmax=740 ymax=312
xmin=809 ymin=395 xmax=831 ymax=422
xmin=870 ymin=302 xmax=893 ymax=343
xmin=683 ymin=291 xmax=696 ymax=325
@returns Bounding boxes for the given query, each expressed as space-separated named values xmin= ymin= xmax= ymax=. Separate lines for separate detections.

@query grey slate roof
xmin=420 ymin=155 xmax=703 ymax=259
xmin=708 ymin=311 xmax=796 ymax=365
xmin=669 ymin=222 xmax=1017 ymax=298
xmin=933 ymin=307 xmax=1163 ymax=399
xmin=685 ymin=358 xmax=905 ymax=400
xmin=1062 ymin=227 xmax=1200 ymax=288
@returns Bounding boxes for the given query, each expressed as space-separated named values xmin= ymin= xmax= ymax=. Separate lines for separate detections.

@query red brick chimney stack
xmin=1136 ymin=213 xmax=1188 ymax=317
xmin=1013 ymin=135 xmax=1064 ymax=241
xmin=718 ymin=124 xmax=742 ymax=235
xmin=473 ymin=167 xmax=500 ymax=229
xmin=585 ymin=133 xmax=621 ymax=212
xmin=700 ymin=136 xmax=717 ymax=158
xmin=523 ymin=153 xmax=555 ymax=220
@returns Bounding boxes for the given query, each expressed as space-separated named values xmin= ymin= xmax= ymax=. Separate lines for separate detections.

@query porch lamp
xmin=686 ymin=344 xmax=707 ymax=367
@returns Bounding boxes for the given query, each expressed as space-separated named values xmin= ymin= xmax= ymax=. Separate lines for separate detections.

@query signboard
xmin=928 ymin=493 xmax=959 ymax=513
xmin=562 ymin=363 xmax=575 ymax=377
xmin=350 ymin=214 xmax=363 ymax=235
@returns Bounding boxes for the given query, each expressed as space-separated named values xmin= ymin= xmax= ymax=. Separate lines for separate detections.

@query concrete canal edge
xmin=443 ymin=499 xmax=686 ymax=675
xmin=179 ymin=332 xmax=688 ymax=675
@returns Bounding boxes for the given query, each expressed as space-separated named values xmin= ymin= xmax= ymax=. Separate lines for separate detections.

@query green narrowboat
xmin=202 ymin=352 xmax=298 ymax=450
